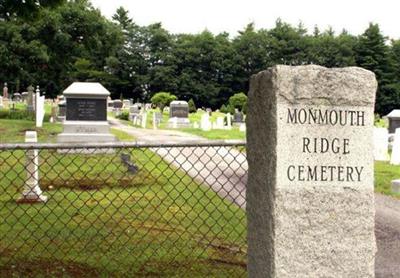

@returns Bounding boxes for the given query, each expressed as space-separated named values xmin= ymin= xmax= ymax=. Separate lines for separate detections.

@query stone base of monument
xmin=168 ymin=117 xmax=190 ymax=128
xmin=17 ymin=192 xmax=48 ymax=204
xmin=57 ymin=121 xmax=116 ymax=153
xmin=391 ymin=179 xmax=400 ymax=193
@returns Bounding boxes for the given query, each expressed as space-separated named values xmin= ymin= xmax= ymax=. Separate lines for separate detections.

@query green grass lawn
xmin=375 ymin=161 xmax=400 ymax=198
xmin=0 ymin=119 xmax=246 ymax=276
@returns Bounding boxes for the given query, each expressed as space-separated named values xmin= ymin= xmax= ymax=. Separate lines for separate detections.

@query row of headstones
xmin=0 ymin=85 xmax=45 ymax=127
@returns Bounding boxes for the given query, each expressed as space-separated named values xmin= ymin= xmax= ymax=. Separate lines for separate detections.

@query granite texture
xmin=247 ymin=65 xmax=377 ymax=277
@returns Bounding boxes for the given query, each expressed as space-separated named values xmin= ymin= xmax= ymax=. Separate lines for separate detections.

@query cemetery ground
xmin=115 ymin=109 xmax=246 ymax=140
xmin=0 ymin=118 xmax=246 ymax=276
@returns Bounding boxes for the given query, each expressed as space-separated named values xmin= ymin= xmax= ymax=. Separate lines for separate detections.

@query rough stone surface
xmin=247 ymin=65 xmax=377 ymax=277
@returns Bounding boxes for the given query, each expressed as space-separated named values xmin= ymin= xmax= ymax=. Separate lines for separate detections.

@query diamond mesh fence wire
xmin=0 ymin=141 xmax=247 ymax=277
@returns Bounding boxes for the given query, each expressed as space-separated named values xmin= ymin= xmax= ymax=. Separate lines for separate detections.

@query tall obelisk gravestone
xmin=247 ymin=65 xmax=377 ymax=277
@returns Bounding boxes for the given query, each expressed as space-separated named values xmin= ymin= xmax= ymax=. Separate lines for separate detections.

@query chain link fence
xmin=0 ymin=141 xmax=247 ymax=277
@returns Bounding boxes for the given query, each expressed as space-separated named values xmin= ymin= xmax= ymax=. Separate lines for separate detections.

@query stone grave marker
xmin=390 ymin=128 xmax=400 ymax=165
xmin=35 ymin=87 xmax=45 ymax=128
xmin=373 ymin=127 xmax=389 ymax=161
xmin=123 ymin=99 xmax=130 ymax=109
xmin=233 ymin=109 xmax=244 ymax=123
xmin=226 ymin=112 xmax=232 ymax=130
xmin=13 ymin=92 xmax=21 ymax=102
xmin=57 ymin=101 xmax=66 ymax=122
xmin=385 ymin=109 xmax=400 ymax=134
xmin=247 ymin=65 xmax=377 ymax=277
xmin=391 ymin=179 xmax=400 ymax=194
xmin=201 ymin=113 xmax=211 ymax=131
xmin=0 ymin=96 xmax=3 ymax=109
xmin=168 ymin=100 xmax=190 ymax=128
xmin=216 ymin=117 xmax=224 ymax=129
xmin=57 ymin=82 xmax=116 ymax=144
xmin=17 ymin=131 xmax=47 ymax=203
xmin=3 ymin=82 xmax=8 ymax=99
xmin=21 ymin=92 xmax=28 ymax=102
xmin=27 ymin=85 xmax=35 ymax=113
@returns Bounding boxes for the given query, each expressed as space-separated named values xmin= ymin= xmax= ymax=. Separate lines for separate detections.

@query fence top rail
xmin=0 ymin=140 xmax=247 ymax=150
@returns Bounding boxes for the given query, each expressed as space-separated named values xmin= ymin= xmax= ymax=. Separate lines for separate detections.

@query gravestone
xmin=17 ymin=131 xmax=47 ymax=203
xmin=129 ymin=103 xmax=142 ymax=121
xmin=201 ymin=113 xmax=211 ymax=131
xmin=247 ymin=65 xmax=377 ymax=277
xmin=0 ymin=96 xmax=2 ymax=109
xmin=13 ymin=93 xmax=21 ymax=102
xmin=390 ymin=128 xmax=400 ymax=165
xmin=233 ymin=109 xmax=244 ymax=123
xmin=21 ymin=92 xmax=28 ymax=102
xmin=2 ymin=97 xmax=9 ymax=109
xmin=168 ymin=100 xmax=190 ymax=128
xmin=107 ymin=98 xmax=114 ymax=111
xmin=3 ymin=82 xmax=8 ymax=99
xmin=226 ymin=113 xmax=232 ymax=130
xmin=57 ymin=101 xmax=66 ymax=122
xmin=373 ymin=127 xmax=389 ymax=161
xmin=123 ymin=99 xmax=130 ymax=109
xmin=27 ymin=85 xmax=35 ymax=113
xmin=385 ymin=109 xmax=400 ymax=134
xmin=57 ymin=82 xmax=116 ymax=143
xmin=216 ymin=117 xmax=224 ymax=129
xmin=35 ymin=87 xmax=45 ymax=128
xmin=391 ymin=179 xmax=400 ymax=194
xmin=113 ymin=100 xmax=123 ymax=109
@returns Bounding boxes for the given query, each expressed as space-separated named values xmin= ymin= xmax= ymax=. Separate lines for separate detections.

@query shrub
xmin=229 ymin=92 xmax=247 ymax=111
xmin=150 ymin=92 xmax=177 ymax=112
xmin=116 ymin=111 xmax=129 ymax=121
xmin=188 ymin=98 xmax=196 ymax=113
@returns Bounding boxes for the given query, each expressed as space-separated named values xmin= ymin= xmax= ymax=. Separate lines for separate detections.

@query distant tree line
xmin=1 ymin=0 xmax=400 ymax=115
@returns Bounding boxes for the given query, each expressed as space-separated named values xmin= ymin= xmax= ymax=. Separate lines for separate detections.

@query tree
xmin=355 ymin=23 xmax=394 ymax=115
xmin=150 ymin=92 xmax=177 ymax=111
xmin=229 ymin=92 xmax=247 ymax=110
xmin=188 ymin=98 xmax=196 ymax=113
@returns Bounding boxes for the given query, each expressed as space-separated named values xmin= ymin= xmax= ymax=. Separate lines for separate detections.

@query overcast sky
xmin=90 ymin=0 xmax=400 ymax=39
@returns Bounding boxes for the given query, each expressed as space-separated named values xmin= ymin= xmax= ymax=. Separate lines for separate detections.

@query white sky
xmin=90 ymin=0 xmax=400 ymax=39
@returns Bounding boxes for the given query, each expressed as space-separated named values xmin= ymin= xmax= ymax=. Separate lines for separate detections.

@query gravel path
xmin=110 ymin=118 xmax=400 ymax=276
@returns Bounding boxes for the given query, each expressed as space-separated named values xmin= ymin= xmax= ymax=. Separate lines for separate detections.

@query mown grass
xmin=375 ymin=161 xmax=400 ymax=198
xmin=0 ymin=119 xmax=247 ymax=276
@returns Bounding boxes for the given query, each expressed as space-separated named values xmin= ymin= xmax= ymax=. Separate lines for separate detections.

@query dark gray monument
xmin=168 ymin=100 xmax=190 ymax=128
xmin=386 ymin=109 xmax=400 ymax=134
xmin=57 ymin=82 xmax=116 ymax=143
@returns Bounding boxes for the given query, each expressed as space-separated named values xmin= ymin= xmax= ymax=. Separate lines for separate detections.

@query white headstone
xmin=153 ymin=112 xmax=157 ymax=130
xmin=201 ymin=113 xmax=211 ymax=131
xmin=17 ymin=131 xmax=47 ymax=203
xmin=216 ymin=117 xmax=224 ymax=129
xmin=391 ymin=179 xmax=400 ymax=194
xmin=239 ymin=123 xmax=246 ymax=132
xmin=226 ymin=113 xmax=232 ymax=130
xmin=373 ymin=127 xmax=389 ymax=161
xmin=390 ymin=128 xmax=400 ymax=165
xmin=35 ymin=89 xmax=45 ymax=128
xmin=141 ymin=112 xmax=147 ymax=129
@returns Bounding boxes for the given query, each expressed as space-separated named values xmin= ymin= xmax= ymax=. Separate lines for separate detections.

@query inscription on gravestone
xmin=66 ymin=99 xmax=106 ymax=121
xmin=170 ymin=106 xmax=188 ymax=118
